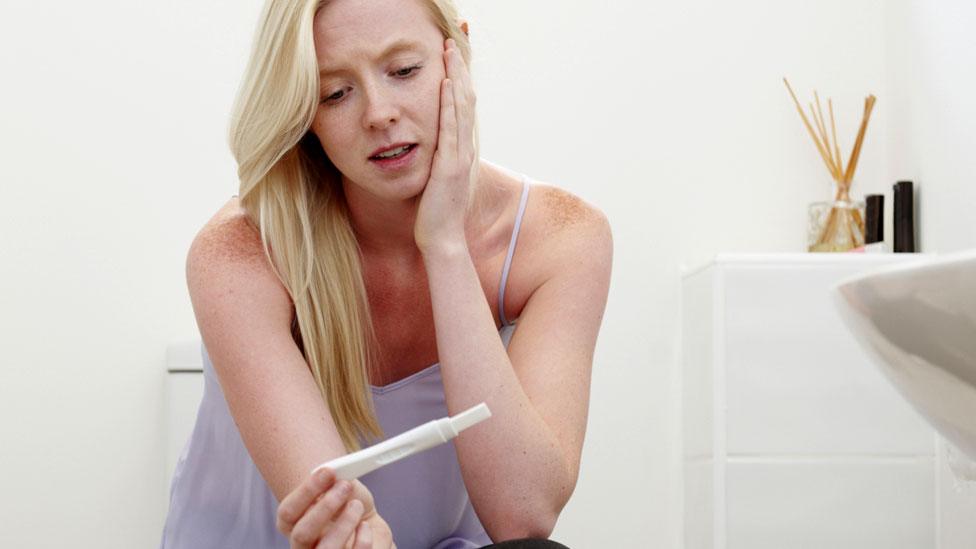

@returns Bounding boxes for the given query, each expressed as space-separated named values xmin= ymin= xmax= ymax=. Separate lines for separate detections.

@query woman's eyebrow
xmin=318 ymin=39 xmax=426 ymax=78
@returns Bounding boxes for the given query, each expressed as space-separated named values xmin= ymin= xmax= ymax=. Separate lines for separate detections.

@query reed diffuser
xmin=784 ymin=78 xmax=876 ymax=252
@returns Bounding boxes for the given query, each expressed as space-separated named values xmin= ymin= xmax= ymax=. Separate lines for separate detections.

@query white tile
xmin=683 ymin=268 xmax=715 ymax=460
xmin=726 ymin=459 xmax=934 ymax=549
xmin=684 ymin=458 xmax=715 ymax=549
xmin=937 ymin=438 xmax=976 ymax=549
xmin=166 ymin=339 xmax=205 ymax=372
xmin=722 ymin=263 xmax=935 ymax=455
xmin=164 ymin=371 xmax=205 ymax=500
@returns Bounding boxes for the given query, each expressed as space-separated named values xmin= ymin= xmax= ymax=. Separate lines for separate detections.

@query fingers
xmin=445 ymin=38 xmax=476 ymax=110
xmin=351 ymin=521 xmax=373 ymax=549
xmin=277 ymin=468 xmax=336 ymax=537
xmin=314 ymin=499 xmax=365 ymax=548
xmin=442 ymin=38 xmax=475 ymax=164
xmin=291 ymin=480 xmax=354 ymax=547
xmin=437 ymin=76 xmax=457 ymax=160
xmin=447 ymin=45 xmax=464 ymax=139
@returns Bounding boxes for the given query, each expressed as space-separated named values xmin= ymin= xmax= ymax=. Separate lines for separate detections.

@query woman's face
xmin=311 ymin=0 xmax=446 ymax=200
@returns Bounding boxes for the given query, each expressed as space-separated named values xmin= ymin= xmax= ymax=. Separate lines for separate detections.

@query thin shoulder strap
xmin=498 ymin=176 xmax=531 ymax=327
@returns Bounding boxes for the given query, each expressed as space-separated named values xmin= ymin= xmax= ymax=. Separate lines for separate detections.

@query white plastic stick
xmin=311 ymin=402 xmax=492 ymax=480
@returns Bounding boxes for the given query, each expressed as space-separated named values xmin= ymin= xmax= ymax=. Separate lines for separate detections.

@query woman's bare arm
xmin=423 ymin=187 xmax=613 ymax=541
xmin=185 ymin=207 xmax=351 ymax=503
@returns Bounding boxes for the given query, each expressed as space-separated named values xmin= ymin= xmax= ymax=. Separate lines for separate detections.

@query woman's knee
xmin=480 ymin=539 xmax=570 ymax=549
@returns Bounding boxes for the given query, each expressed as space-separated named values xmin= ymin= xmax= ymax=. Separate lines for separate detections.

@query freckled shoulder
xmin=189 ymin=197 xmax=267 ymax=267
xmin=533 ymin=183 xmax=608 ymax=238
xmin=510 ymin=181 xmax=611 ymax=294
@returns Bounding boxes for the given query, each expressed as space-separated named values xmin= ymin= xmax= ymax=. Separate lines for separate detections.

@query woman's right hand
xmin=276 ymin=467 xmax=394 ymax=548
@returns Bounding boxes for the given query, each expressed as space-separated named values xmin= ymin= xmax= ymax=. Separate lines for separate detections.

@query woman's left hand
xmin=414 ymin=37 xmax=478 ymax=255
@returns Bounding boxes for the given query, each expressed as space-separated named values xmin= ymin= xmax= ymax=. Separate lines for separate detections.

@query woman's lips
xmin=368 ymin=144 xmax=418 ymax=172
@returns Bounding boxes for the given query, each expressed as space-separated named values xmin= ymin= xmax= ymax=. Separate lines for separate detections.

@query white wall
xmin=884 ymin=0 xmax=976 ymax=253
xmin=0 ymin=1 xmax=970 ymax=548
xmin=0 ymin=1 xmax=264 ymax=545
xmin=463 ymin=1 xmax=889 ymax=547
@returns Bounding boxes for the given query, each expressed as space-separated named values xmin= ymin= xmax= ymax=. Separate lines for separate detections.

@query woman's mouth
xmin=368 ymin=143 xmax=418 ymax=171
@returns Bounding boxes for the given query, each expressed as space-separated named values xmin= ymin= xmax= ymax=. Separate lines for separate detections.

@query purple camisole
xmin=160 ymin=176 xmax=531 ymax=549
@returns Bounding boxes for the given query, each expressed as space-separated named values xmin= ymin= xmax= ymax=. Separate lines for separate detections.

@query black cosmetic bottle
xmin=865 ymin=194 xmax=884 ymax=245
xmin=893 ymin=181 xmax=916 ymax=253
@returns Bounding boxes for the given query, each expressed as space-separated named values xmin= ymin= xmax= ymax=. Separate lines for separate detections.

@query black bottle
xmin=893 ymin=181 xmax=916 ymax=253
xmin=865 ymin=194 xmax=884 ymax=245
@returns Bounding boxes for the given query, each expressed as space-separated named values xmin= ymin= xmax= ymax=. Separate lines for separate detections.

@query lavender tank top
xmin=160 ymin=177 xmax=531 ymax=549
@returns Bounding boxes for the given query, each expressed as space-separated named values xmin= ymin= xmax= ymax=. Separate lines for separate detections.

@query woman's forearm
xmin=422 ymin=242 xmax=573 ymax=540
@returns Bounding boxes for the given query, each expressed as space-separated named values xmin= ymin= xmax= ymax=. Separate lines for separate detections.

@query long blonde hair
xmin=227 ymin=0 xmax=473 ymax=452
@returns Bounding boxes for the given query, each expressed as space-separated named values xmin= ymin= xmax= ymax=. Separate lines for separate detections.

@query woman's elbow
xmin=487 ymin=498 xmax=563 ymax=543
xmin=485 ymin=463 xmax=576 ymax=541
xmin=488 ymin=512 xmax=557 ymax=543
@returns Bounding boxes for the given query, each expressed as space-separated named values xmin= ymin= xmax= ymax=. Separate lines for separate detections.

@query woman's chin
xmin=341 ymin=171 xmax=414 ymax=199
xmin=399 ymin=170 xmax=430 ymax=199
xmin=379 ymin=173 xmax=428 ymax=203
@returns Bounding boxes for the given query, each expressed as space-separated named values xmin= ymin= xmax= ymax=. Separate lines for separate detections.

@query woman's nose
xmin=361 ymin=83 xmax=399 ymax=131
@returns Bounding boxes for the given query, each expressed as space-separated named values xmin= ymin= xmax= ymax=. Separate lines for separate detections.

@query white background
xmin=1 ymin=0 xmax=973 ymax=547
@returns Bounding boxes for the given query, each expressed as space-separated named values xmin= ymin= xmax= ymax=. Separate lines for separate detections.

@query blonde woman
xmin=159 ymin=0 xmax=612 ymax=547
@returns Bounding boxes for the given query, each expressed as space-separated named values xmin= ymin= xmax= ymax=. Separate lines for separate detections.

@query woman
xmin=160 ymin=0 xmax=612 ymax=547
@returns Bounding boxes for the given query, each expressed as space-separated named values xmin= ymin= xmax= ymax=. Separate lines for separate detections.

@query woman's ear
xmin=458 ymin=19 xmax=469 ymax=37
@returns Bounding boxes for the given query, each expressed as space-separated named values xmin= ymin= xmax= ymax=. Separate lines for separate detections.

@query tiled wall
xmin=681 ymin=255 xmax=947 ymax=549
xmin=936 ymin=438 xmax=976 ymax=549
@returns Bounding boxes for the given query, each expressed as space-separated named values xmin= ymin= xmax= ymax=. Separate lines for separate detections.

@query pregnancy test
xmin=311 ymin=402 xmax=492 ymax=480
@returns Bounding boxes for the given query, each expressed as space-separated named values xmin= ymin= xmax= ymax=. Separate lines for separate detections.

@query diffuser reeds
xmin=784 ymin=78 xmax=876 ymax=251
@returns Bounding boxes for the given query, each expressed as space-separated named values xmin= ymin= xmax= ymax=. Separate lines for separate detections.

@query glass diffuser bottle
xmin=807 ymin=185 xmax=865 ymax=252
xmin=784 ymin=79 xmax=876 ymax=253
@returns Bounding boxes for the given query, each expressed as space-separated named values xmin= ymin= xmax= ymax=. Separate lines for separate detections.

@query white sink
xmin=833 ymin=249 xmax=976 ymax=460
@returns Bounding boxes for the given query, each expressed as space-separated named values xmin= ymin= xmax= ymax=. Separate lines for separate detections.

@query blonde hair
xmin=227 ymin=0 xmax=475 ymax=452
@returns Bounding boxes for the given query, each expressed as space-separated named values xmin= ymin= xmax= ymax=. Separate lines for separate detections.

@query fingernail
xmin=316 ymin=469 xmax=330 ymax=486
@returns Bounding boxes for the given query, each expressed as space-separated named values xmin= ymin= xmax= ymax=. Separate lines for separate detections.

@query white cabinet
xmin=164 ymin=340 xmax=205 ymax=506
xmin=681 ymin=254 xmax=940 ymax=549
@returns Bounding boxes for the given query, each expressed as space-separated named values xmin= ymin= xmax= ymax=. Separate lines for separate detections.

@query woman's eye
xmin=321 ymin=89 xmax=346 ymax=104
xmin=393 ymin=64 xmax=421 ymax=78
